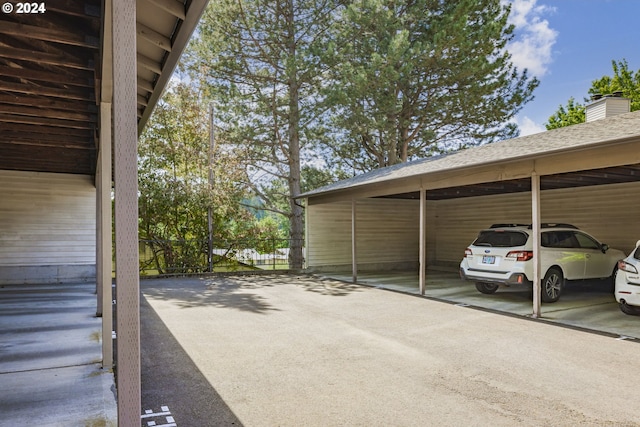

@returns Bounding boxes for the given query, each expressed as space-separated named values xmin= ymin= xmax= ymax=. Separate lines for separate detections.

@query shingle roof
xmin=301 ymin=110 xmax=640 ymax=198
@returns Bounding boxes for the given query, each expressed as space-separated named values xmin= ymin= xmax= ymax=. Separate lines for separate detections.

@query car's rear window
xmin=473 ymin=230 xmax=528 ymax=247
xmin=634 ymin=246 xmax=640 ymax=261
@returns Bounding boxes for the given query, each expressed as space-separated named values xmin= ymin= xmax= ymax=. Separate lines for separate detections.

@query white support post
xmin=352 ymin=198 xmax=357 ymax=284
xmin=98 ymin=0 xmax=114 ymax=370
xmin=112 ymin=0 xmax=140 ymax=423
xmin=419 ymin=188 xmax=426 ymax=295
xmin=531 ymin=172 xmax=542 ymax=318
xmin=98 ymin=102 xmax=113 ymax=369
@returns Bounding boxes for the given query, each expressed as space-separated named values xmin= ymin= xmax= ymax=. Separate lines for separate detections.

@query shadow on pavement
xmin=141 ymin=274 xmax=363 ymax=314
xmin=242 ymin=274 xmax=363 ymax=297
xmin=141 ymin=276 xmax=279 ymax=314
xmin=141 ymin=294 xmax=244 ymax=426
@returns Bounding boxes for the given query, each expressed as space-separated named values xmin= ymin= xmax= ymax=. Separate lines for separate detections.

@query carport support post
xmin=352 ymin=198 xmax=357 ymax=283
xmin=419 ymin=188 xmax=426 ymax=295
xmin=113 ymin=0 xmax=141 ymax=424
xmin=531 ymin=172 xmax=542 ymax=318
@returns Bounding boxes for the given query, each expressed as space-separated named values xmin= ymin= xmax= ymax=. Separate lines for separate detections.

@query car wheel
xmin=619 ymin=301 xmax=640 ymax=316
xmin=541 ymin=268 xmax=563 ymax=303
xmin=475 ymin=282 xmax=499 ymax=294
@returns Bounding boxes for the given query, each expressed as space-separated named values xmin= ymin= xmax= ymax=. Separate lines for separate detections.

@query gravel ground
xmin=141 ymin=274 xmax=640 ymax=427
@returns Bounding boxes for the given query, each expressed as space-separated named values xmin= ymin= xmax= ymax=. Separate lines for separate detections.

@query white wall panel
xmin=307 ymin=199 xmax=419 ymax=269
xmin=433 ymin=181 xmax=640 ymax=265
xmin=0 ymin=170 xmax=96 ymax=267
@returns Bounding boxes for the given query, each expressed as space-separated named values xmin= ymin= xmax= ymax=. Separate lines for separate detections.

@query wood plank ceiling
xmin=0 ymin=0 xmax=100 ymax=175
xmin=0 ymin=0 xmax=206 ymax=176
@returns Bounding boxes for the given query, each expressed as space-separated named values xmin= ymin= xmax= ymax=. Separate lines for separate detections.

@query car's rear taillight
xmin=506 ymin=250 xmax=533 ymax=261
xmin=464 ymin=248 xmax=472 ymax=257
xmin=618 ymin=260 xmax=639 ymax=274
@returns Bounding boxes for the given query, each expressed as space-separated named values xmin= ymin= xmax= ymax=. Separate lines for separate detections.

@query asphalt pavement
xmin=141 ymin=274 xmax=640 ymax=427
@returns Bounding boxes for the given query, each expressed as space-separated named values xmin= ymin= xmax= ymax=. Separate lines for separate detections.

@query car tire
xmin=619 ymin=301 xmax=640 ymax=316
xmin=541 ymin=268 xmax=563 ymax=303
xmin=475 ymin=282 xmax=499 ymax=294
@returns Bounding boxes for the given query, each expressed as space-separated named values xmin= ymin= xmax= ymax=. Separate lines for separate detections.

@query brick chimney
xmin=585 ymin=91 xmax=630 ymax=122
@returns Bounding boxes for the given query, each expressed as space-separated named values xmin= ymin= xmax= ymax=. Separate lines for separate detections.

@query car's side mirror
xmin=601 ymin=243 xmax=609 ymax=253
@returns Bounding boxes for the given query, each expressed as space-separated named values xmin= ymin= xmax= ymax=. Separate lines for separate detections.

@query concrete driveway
xmin=141 ymin=274 xmax=640 ymax=426
xmin=327 ymin=270 xmax=640 ymax=339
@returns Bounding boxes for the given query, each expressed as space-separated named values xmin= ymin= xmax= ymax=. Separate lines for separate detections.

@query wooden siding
xmin=0 ymin=170 xmax=96 ymax=266
xmin=307 ymin=199 xmax=419 ymax=268
xmin=308 ymin=181 xmax=640 ymax=269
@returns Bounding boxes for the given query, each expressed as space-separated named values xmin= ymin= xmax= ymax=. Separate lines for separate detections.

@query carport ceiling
xmin=0 ymin=0 xmax=206 ymax=176
xmin=379 ymin=164 xmax=640 ymax=200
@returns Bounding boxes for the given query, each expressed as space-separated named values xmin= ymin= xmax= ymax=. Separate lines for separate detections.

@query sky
xmin=506 ymin=0 xmax=640 ymax=136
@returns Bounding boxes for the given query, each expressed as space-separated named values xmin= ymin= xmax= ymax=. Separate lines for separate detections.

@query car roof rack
xmin=528 ymin=223 xmax=578 ymax=229
xmin=489 ymin=223 xmax=579 ymax=229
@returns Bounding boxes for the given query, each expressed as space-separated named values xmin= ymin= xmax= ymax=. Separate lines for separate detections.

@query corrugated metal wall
xmin=0 ymin=170 xmax=96 ymax=283
xmin=308 ymin=181 xmax=640 ymax=270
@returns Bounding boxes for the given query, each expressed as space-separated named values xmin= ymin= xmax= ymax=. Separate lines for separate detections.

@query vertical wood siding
xmin=308 ymin=181 xmax=640 ymax=269
xmin=307 ymin=199 xmax=419 ymax=268
xmin=0 ymin=170 xmax=96 ymax=266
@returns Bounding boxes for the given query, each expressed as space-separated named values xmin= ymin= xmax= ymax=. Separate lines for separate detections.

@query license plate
xmin=482 ymin=255 xmax=496 ymax=264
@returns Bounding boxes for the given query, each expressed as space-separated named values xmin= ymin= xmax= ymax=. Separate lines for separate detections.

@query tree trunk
xmin=286 ymin=0 xmax=304 ymax=270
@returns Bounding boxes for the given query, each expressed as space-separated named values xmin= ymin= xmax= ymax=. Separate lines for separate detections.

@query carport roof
xmin=301 ymin=110 xmax=640 ymax=199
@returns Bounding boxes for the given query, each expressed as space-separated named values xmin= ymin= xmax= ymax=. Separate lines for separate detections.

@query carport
xmin=302 ymin=101 xmax=640 ymax=318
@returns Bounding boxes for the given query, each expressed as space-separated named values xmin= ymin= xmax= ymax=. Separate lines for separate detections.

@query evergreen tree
xmin=321 ymin=0 xmax=538 ymax=171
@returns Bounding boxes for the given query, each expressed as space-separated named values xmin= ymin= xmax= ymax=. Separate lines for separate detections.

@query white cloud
xmin=516 ymin=116 xmax=546 ymax=136
xmin=503 ymin=0 xmax=558 ymax=77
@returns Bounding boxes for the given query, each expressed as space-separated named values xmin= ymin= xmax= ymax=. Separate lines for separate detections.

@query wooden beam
xmin=0 ymin=136 xmax=93 ymax=150
xmin=0 ymin=20 xmax=99 ymax=49
xmin=137 ymin=77 xmax=154 ymax=93
xmin=137 ymin=53 xmax=162 ymax=75
xmin=0 ymin=104 xmax=96 ymax=122
xmin=0 ymin=122 xmax=92 ymax=137
xmin=147 ymin=0 xmax=186 ymax=20
xmin=0 ymin=93 xmax=97 ymax=113
xmin=45 ymin=0 xmax=101 ymax=19
xmin=0 ymin=65 xmax=94 ymax=87
xmin=0 ymin=46 xmax=94 ymax=70
xmin=0 ymin=80 xmax=94 ymax=101
xmin=137 ymin=94 xmax=149 ymax=107
xmin=0 ymin=113 xmax=95 ymax=129
xmin=136 ymin=22 xmax=172 ymax=52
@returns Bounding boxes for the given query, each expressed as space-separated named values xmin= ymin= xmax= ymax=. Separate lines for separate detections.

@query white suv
xmin=459 ymin=224 xmax=624 ymax=302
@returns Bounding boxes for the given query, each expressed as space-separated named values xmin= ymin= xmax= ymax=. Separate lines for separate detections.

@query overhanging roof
xmin=302 ymin=111 xmax=640 ymax=200
xmin=0 ymin=0 xmax=207 ymax=176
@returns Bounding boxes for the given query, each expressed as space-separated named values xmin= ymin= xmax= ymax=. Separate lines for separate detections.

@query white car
xmin=460 ymin=224 xmax=624 ymax=303
xmin=615 ymin=240 xmax=640 ymax=315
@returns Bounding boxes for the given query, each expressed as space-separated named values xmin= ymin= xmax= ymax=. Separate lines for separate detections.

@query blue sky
xmin=506 ymin=0 xmax=640 ymax=135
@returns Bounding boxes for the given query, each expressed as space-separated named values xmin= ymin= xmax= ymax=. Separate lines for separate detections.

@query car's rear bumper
xmin=615 ymin=272 xmax=640 ymax=306
xmin=460 ymin=268 xmax=533 ymax=286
